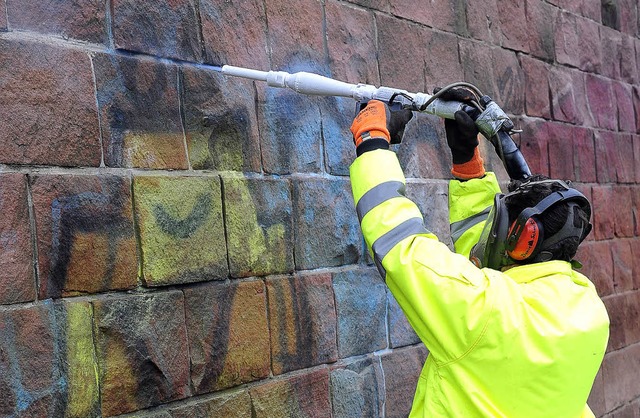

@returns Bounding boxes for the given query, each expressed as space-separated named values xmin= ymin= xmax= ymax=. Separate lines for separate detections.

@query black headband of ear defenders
xmin=469 ymin=179 xmax=592 ymax=269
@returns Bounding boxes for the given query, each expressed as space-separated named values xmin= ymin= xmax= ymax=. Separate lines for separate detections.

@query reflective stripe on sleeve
xmin=450 ymin=206 xmax=491 ymax=243
xmin=372 ymin=217 xmax=430 ymax=278
xmin=356 ymin=181 xmax=405 ymax=222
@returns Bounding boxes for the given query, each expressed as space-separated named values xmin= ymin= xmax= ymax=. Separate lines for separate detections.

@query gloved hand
xmin=434 ymin=87 xmax=485 ymax=180
xmin=350 ymin=100 xmax=413 ymax=156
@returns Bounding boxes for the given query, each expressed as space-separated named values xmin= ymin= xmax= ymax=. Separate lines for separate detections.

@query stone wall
xmin=0 ymin=0 xmax=639 ymax=417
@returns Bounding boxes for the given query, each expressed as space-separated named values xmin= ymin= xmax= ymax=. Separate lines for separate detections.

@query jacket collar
xmin=503 ymin=260 xmax=575 ymax=284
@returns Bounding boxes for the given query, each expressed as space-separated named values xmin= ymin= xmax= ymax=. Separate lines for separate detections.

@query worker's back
xmin=408 ymin=260 xmax=610 ymax=418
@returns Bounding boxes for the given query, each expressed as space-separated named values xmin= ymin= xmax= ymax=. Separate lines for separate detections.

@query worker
xmin=348 ymin=92 xmax=610 ymax=417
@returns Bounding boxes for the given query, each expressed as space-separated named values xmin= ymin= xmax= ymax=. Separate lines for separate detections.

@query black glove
xmin=434 ymin=87 xmax=480 ymax=164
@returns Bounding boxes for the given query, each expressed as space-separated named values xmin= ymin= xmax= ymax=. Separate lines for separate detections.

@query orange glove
xmin=350 ymin=100 xmax=391 ymax=147
xmin=350 ymin=100 xmax=413 ymax=156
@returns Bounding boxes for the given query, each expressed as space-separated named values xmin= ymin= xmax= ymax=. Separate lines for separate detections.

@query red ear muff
xmin=507 ymin=218 xmax=543 ymax=261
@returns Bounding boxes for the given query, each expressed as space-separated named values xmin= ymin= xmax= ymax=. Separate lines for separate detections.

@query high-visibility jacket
xmin=350 ymin=149 xmax=610 ymax=418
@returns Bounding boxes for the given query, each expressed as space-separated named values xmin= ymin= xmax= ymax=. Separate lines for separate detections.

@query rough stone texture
xmin=549 ymin=65 xmax=578 ymax=123
xmin=498 ymin=1 xmax=529 ymax=52
xmin=30 ymin=174 xmax=137 ymax=299
xmin=547 ymin=122 xmax=575 ymax=181
xmin=611 ymin=240 xmax=634 ymax=293
xmin=93 ymin=53 xmax=188 ymax=169
xmin=330 ymin=356 xmax=385 ymax=418
xmin=6 ymin=0 xmax=106 ymax=43
xmin=614 ymin=82 xmax=636 ymax=133
xmin=586 ymin=74 xmax=616 ymax=131
xmin=0 ymin=38 xmax=101 ymax=167
xmin=325 ymin=1 xmax=379 ymax=85
xmin=169 ymin=389 xmax=252 ymax=417
xmin=404 ymin=181 xmax=450 ymax=244
xmin=526 ymin=0 xmax=557 ymax=61
xmin=199 ymin=0 xmax=269 ymax=68
xmin=466 ymin=0 xmax=502 ymax=43
xmin=397 ymin=114 xmax=450 ymax=180
xmin=518 ymin=117 xmax=550 ymax=176
xmin=458 ymin=39 xmax=499 ymax=101
xmin=0 ymin=301 xmax=99 ymax=418
xmin=293 ymin=178 xmax=362 ymax=270
xmin=588 ymin=369 xmax=606 ymax=417
xmin=591 ymin=185 xmax=616 ymax=241
xmin=577 ymin=241 xmax=614 ymax=297
xmin=378 ymin=14 xmax=463 ymax=92
xmin=381 ymin=345 xmax=429 ymax=418
xmin=521 ymin=55 xmax=551 ymax=119
xmin=333 ymin=268 xmax=387 ymax=358
xmin=0 ymin=0 xmax=6 ymax=31
xmin=555 ymin=11 xmax=602 ymax=73
xmin=257 ymin=81 xmax=323 ymax=174
xmin=250 ymin=368 xmax=331 ymax=418
xmin=571 ymin=126 xmax=597 ymax=183
xmin=321 ymin=96 xmax=359 ymax=176
xmin=184 ymin=280 xmax=270 ymax=394
xmin=491 ymin=47 xmax=525 ymax=115
xmin=571 ymin=70 xmax=595 ymax=128
xmin=265 ymin=0 xmax=325 ymax=71
xmin=387 ymin=291 xmax=421 ymax=348
xmin=613 ymin=187 xmax=636 ymax=238
xmin=180 ymin=64 xmax=261 ymax=172
xmin=0 ymin=173 xmax=35 ymax=304
xmin=134 ymin=175 xmax=228 ymax=286
xmin=111 ymin=0 xmax=202 ymax=62
xmin=266 ymin=273 xmax=337 ymax=374
xmin=93 ymin=291 xmax=191 ymax=416
xmin=223 ymin=175 xmax=294 ymax=277
xmin=602 ymin=344 xmax=640 ymax=412
xmin=613 ymin=134 xmax=636 ymax=184
xmin=388 ymin=0 xmax=468 ymax=34
xmin=594 ymin=131 xmax=618 ymax=184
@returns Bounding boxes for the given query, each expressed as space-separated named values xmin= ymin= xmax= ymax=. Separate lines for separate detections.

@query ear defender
xmin=506 ymin=217 xmax=543 ymax=261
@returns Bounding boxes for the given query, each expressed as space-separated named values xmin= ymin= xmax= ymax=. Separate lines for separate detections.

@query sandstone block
xmin=169 ymin=389 xmax=252 ymax=418
xmin=549 ymin=65 xmax=578 ymax=123
xmin=559 ymin=0 xmax=601 ymax=21
xmin=0 ymin=0 xmax=6 ymax=31
xmin=547 ymin=122 xmax=575 ymax=181
xmin=93 ymin=292 xmax=191 ymax=416
xmin=576 ymin=241 xmax=614 ymax=297
xmin=380 ymin=345 xmax=429 ymax=418
xmin=30 ymin=174 xmax=137 ymax=298
xmin=586 ymin=75 xmax=616 ymax=131
xmin=181 ymin=66 xmax=261 ymax=172
xmin=491 ymin=47 xmax=525 ymax=115
xmin=266 ymin=273 xmax=337 ymax=374
xmin=293 ymin=178 xmax=362 ymax=270
xmin=594 ymin=131 xmax=617 ymax=184
xmin=389 ymin=0 xmax=468 ymax=34
xmin=458 ymin=39 xmax=499 ymax=101
xmin=466 ymin=1 xmax=502 ymax=44
xmin=403 ymin=181 xmax=449 ymax=244
xmin=330 ymin=356 xmax=384 ymax=418
xmin=388 ymin=291 xmax=420 ymax=348
xmin=518 ymin=117 xmax=550 ymax=176
xmin=0 ymin=39 xmax=100 ymax=166
xmin=498 ymin=1 xmax=529 ymax=52
xmin=555 ymin=12 xmax=602 ymax=72
xmin=602 ymin=344 xmax=640 ymax=411
xmin=199 ymin=0 xmax=269 ymax=68
xmin=111 ymin=0 xmax=202 ymax=62
xmin=526 ymin=0 xmax=557 ymax=61
xmin=325 ymin=1 xmax=379 ymax=85
xmin=333 ymin=268 xmax=387 ymax=358
xmin=572 ymin=126 xmax=596 ymax=183
xmin=0 ymin=173 xmax=35 ymax=304
xmin=183 ymin=280 xmax=270 ymax=394
xmin=600 ymin=25 xmax=623 ymax=80
xmin=265 ymin=0 xmax=325 ymax=71
xmin=571 ymin=70 xmax=595 ymax=127
xmin=613 ymin=186 xmax=636 ymax=238
xmin=134 ymin=175 xmax=228 ymax=286
xmin=612 ymin=240 xmax=634 ymax=293
xmin=223 ymin=176 xmax=294 ymax=277
xmin=250 ymin=368 xmax=331 ymax=418
xmin=0 ymin=301 xmax=99 ymax=417
xmin=521 ymin=55 xmax=551 ymax=118
xmin=591 ymin=185 xmax=615 ymax=241
xmin=397 ymin=114 xmax=450 ymax=180
xmin=93 ymin=53 xmax=188 ymax=169
xmin=6 ymin=0 xmax=106 ymax=43
xmin=614 ymin=82 xmax=636 ymax=133
xmin=320 ymin=96 xmax=358 ymax=176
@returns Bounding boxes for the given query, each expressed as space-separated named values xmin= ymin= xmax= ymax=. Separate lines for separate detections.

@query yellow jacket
xmin=350 ymin=150 xmax=609 ymax=418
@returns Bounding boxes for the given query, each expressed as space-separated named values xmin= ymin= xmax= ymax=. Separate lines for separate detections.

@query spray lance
xmin=219 ymin=65 xmax=531 ymax=181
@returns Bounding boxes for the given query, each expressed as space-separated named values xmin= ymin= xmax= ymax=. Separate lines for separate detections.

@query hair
xmin=504 ymin=174 xmax=585 ymax=262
